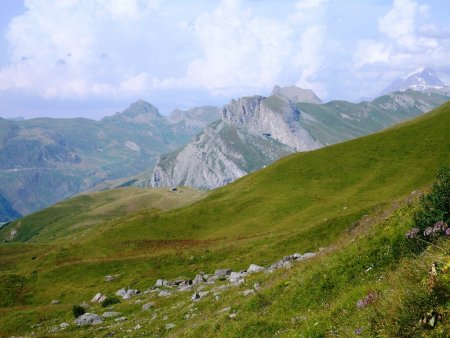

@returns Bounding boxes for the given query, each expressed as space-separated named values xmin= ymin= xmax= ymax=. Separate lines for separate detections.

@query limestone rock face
xmin=130 ymin=88 xmax=448 ymax=191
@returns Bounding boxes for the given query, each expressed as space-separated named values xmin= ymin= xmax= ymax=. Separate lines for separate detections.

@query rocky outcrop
xmin=74 ymin=313 xmax=103 ymax=326
xmin=222 ymin=95 xmax=323 ymax=151
xmin=135 ymin=120 xmax=293 ymax=189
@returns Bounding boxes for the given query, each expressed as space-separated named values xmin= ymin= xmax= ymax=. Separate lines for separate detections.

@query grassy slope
xmin=0 ymin=101 xmax=449 ymax=336
xmin=0 ymin=187 xmax=206 ymax=243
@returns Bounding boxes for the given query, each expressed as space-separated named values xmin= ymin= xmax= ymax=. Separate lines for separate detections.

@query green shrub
xmin=101 ymin=295 xmax=121 ymax=307
xmin=413 ymin=165 xmax=450 ymax=231
xmin=72 ymin=304 xmax=85 ymax=318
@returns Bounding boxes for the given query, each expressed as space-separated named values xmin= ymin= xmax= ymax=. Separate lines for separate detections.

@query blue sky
xmin=0 ymin=0 xmax=449 ymax=119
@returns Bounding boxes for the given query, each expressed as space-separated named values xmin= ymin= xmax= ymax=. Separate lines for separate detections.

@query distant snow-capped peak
xmin=380 ymin=67 xmax=445 ymax=96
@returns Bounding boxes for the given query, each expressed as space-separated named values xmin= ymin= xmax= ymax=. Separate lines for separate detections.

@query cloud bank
xmin=0 ymin=0 xmax=449 ymax=117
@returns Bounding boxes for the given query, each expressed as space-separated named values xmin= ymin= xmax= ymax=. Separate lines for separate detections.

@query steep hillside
xmin=133 ymin=90 xmax=449 ymax=190
xmin=0 ymin=101 xmax=449 ymax=337
xmin=0 ymin=102 xmax=219 ymax=220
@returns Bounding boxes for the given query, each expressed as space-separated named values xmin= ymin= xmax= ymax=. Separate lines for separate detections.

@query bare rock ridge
xmin=272 ymin=85 xmax=322 ymax=104
xmin=131 ymin=86 xmax=450 ymax=190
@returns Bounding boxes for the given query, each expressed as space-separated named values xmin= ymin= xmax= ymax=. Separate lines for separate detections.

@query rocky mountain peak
xmin=122 ymin=100 xmax=162 ymax=118
xmin=101 ymin=100 xmax=163 ymax=125
xmin=272 ymin=85 xmax=322 ymax=104
xmin=380 ymin=67 xmax=445 ymax=96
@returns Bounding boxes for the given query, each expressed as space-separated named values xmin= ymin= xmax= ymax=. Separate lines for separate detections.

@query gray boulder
xmin=74 ymin=313 xmax=103 ymax=326
xmin=166 ymin=323 xmax=176 ymax=330
xmin=178 ymin=285 xmax=192 ymax=292
xmin=229 ymin=271 xmax=247 ymax=283
xmin=60 ymin=322 xmax=69 ymax=330
xmin=192 ymin=274 xmax=205 ymax=285
xmin=214 ymin=269 xmax=231 ymax=277
xmin=155 ymin=279 xmax=170 ymax=287
xmin=116 ymin=288 xmax=140 ymax=300
xmin=91 ymin=293 xmax=106 ymax=303
xmin=191 ymin=291 xmax=209 ymax=301
xmin=247 ymin=264 xmax=265 ymax=273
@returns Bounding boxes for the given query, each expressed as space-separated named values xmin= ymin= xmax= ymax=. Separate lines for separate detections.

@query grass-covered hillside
xmin=0 ymin=100 xmax=449 ymax=337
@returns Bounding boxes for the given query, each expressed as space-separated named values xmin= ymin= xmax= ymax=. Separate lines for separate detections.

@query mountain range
xmin=1 ymin=67 xmax=449 ymax=221
xmin=128 ymin=88 xmax=449 ymax=190
xmin=0 ymin=102 xmax=220 ymax=221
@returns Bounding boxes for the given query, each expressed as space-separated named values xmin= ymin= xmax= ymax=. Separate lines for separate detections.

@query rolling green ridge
xmin=0 ymin=100 xmax=449 ymax=336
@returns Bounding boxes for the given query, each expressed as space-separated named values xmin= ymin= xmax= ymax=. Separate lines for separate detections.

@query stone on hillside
xmin=214 ymin=269 xmax=231 ymax=277
xmin=231 ymin=279 xmax=245 ymax=286
xmin=142 ymin=302 xmax=155 ymax=311
xmin=191 ymin=291 xmax=209 ymax=301
xmin=206 ymin=275 xmax=219 ymax=284
xmin=51 ymin=299 xmax=60 ymax=305
xmin=247 ymin=264 xmax=265 ymax=273
xmin=229 ymin=271 xmax=247 ymax=283
xmin=192 ymin=274 xmax=205 ymax=285
xmin=60 ymin=322 xmax=69 ymax=329
xmin=158 ymin=290 xmax=172 ymax=297
xmin=155 ymin=279 xmax=169 ymax=287
xmin=178 ymin=285 xmax=192 ymax=292
xmin=102 ymin=312 xmax=121 ymax=318
xmin=299 ymin=252 xmax=316 ymax=260
xmin=74 ymin=313 xmax=103 ymax=326
xmin=166 ymin=323 xmax=176 ymax=330
xmin=116 ymin=288 xmax=140 ymax=300
xmin=91 ymin=293 xmax=106 ymax=303
xmin=134 ymin=324 xmax=142 ymax=330
xmin=172 ymin=279 xmax=192 ymax=286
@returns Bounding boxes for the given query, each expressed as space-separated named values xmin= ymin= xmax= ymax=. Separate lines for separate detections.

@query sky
xmin=0 ymin=0 xmax=449 ymax=119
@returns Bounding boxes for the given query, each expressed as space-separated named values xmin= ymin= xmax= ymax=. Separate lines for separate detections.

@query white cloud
xmin=0 ymin=0 xmax=331 ymax=101
xmin=180 ymin=0 xmax=293 ymax=95
xmin=353 ymin=0 xmax=450 ymax=94
xmin=294 ymin=25 xmax=327 ymax=97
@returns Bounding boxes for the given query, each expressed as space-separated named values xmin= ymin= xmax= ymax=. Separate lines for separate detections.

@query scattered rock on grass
xmin=74 ymin=313 xmax=103 ymax=326
xmin=166 ymin=323 xmax=176 ymax=330
xmin=247 ymin=264 xmax=264 ymax=273
xmin=91 ymin=293 xmax=106 ymax=303
xmin=60 ymin=323 xmax=69 ymax=330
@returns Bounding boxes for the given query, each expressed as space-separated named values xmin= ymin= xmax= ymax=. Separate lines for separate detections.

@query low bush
xmin=101 ymin=295 xmax=121 ymax=307
xmin=72 ymin=305 xmax=85 ymax=318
